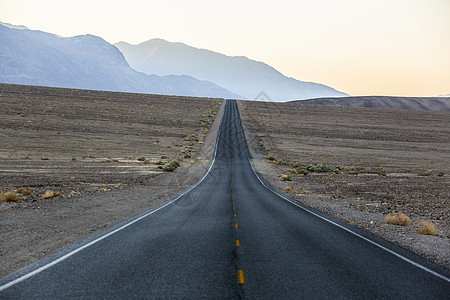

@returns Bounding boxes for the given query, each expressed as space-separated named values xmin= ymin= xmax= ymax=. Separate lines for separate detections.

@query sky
xmin=1 ymin=0 xmax=449 ymax=97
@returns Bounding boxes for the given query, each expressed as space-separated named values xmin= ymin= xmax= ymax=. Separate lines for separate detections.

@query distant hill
xmin=0 ymin=24 xmax=239 ymax=98
xmin=115 ymin=39 xmax=348 ymax=101
xmin=291 ymin=96 xmax=450 ymax=111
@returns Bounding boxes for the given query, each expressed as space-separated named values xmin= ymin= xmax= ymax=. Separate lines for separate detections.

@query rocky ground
xmin=239 ymin=100 xmax=449 ymax=269
xmin=0 ymin=84 xmax=224 ymax=277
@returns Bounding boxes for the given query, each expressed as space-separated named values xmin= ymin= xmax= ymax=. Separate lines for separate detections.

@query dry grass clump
xmin=287 ymin=169 xmax=297 ymax=174
xmin=42 ymin=190 xmax=64 ymax=200
xmin=1 ymin=191 xmax=20 ymax=203
xmin=418 ymin=221 xmax=438 ymax=236
xmin=317 ymin=195 xmax=325 ymax=200
xmin=16 ymin=188 xmax=32 ymax=196
xmin=298 ymin=189 xmax=311 ymax=194
xmin=285 ymin=186 xmax=296 ymax=193
xmin=384 ymin=211 xmax=412 ymax=226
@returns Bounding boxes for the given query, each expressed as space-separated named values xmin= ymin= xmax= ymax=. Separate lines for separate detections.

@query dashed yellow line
xmin=235 ymin=239 xmax=241 ymax=246
xmin=237 ymin=270 xmax=246 ymax=283
xmin=235 ymin=224 xmax=239 ymax=228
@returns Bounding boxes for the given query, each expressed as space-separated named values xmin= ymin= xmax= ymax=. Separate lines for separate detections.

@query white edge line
xmin=0 ymin=101 xmax=225 ymax=292
xmin=236 ymin=100 xmax=450 ymax=283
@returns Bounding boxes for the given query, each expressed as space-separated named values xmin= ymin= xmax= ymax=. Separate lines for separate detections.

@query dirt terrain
xmin=294 ymin=96 xmax=450 ymax=111
xmin=239 ymin=100 xmax=449 ymax=268
xmin=0 ymin=84 xmax=224 ymax=277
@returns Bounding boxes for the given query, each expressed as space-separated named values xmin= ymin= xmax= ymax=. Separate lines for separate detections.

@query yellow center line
xmin=234 ymin=213 xmax=237 ymax=217
xmin=235 ymin=239 xmax=241 ymax=246
xmin=237 ymin=270 xmax=246 ymax=284
xmin=235 ymin=223 xmax=239 ymax=228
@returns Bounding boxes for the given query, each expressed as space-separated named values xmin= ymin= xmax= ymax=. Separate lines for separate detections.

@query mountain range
xmin=0 ymin=22 xmax=238 ymax=98
xmin=115 ymin=39 xmax=348 ymax=101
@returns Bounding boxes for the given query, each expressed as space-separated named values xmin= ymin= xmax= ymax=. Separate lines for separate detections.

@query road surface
xmin=1 ymin=100 xmax=449 ymax=298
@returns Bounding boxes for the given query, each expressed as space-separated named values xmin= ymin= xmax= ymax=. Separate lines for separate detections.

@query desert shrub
xmin=137 ymin=157 xmax=146 ymax=162
xmin=155 ymin=161 xmax=165 ymax=165
xmin=42 ymin=190 xmax=64 ymax=200
xmin=348 ymin=167 xmax=360 ymax=175
xmin=163 ymin=161 xmax=180 ymax=172
xmin=265 ymin=154 xmax=276 ymax=161
xmin=317 ymin=195 xmax=325 ymax=200
xmin=2 ymin=192 xmax=20 ymax=203
xmin=437 ymin=171 xmax=445 ymax=177
xmin=285 ymin=186 xmax=295 ymax=193
xmin=287 ymin=169 xmax=297 ymax=174
xmin=374 ymin=167 xmax=386 ymax=176
xmin=278 ymin=160 xmax=289 ymax=166
xmin=0 ymin=193 xmax=6 ymax=202
xmin=384 ymin=211 xmax=412 ymax=226
xmin=281 ymin=175 xmax=292 ymax=181
xmin=419 ymin=169 xmax=433 ymax=176
xmin=161 ymin=155 xmax=168 ymax=159
xmin=298 ymin=189 xmax=311 ymax=194
xmin=291 ymin=162 xmax=306 ymax=169
xmin=297 ymin=169 xmax=309 ymax=175
xmin=306 ymin=164 xmax=330 ymax=173
xmin=418 ymin=221 xmax=438 ymax=235
xmin=184 ymin=154 xmax=192 ymax=158
xmin=16 ymin=188 xmax=32 ymax=196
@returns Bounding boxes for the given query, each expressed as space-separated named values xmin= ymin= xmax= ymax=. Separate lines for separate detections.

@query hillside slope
xmin=293 ymin=96 xmax=450 ymax=111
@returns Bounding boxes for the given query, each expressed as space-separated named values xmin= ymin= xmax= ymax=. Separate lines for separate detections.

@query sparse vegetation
xmin=418 ymin=221 xmax=438 ymax=235
xmin=384 ymin=211 xmax=412 ymax=226
xmin=285 ymin=186 xmax=295 ymax=193
xmin=163 ymin=161 xmax=180 ymax=172
xmin=437 ymin=171 xmax=445 ymax=177
xmin=16 ymin=188 xmax=32 ymax=196
xmin=419 ymin=169 xmax=433 ymax=176
xmin=1 ymin=192 xmax=20 ymax=203
xmin=42 ymin=190 xmax=64 ymax=200
xmin=374 ymin=167 xmax=386 ymax=176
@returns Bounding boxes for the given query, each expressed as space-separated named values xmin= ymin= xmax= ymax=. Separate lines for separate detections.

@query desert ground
xmin=239 ymin=100 xmax=449 ymax=268
xmin=0 ymin=84 xmax=223 ymax=277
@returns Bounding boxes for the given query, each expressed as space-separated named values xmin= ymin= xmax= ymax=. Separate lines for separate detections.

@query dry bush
xmin=3 ymin=191 xmax=20 ymax=203
xmin=285 ymin=186 xmax=296 ymax=193
xmin=0 ymin=193 xmax=6 ymax=202
xmin=287 ymin=169 xmax=297 ymax=174
xmin=384 ymin=211 xmax=412 ymax=226
xmin=317 ymin=195 xmax=325 ymax=200
xmin=16 ymin=188 xmax=32 ymax=196
xmin=418 ymin=221 xmax=438 ymax=235
xmin=99 ymin=188 xmax=108 ymax=192
xmin=298 ymin=189 xmax=311 ymax=194
xmin=42 ymin=190 xmax=64 ymax=200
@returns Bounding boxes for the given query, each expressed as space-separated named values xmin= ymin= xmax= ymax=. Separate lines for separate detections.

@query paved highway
xmin=1 ymin=100 xmax=449 ymax=298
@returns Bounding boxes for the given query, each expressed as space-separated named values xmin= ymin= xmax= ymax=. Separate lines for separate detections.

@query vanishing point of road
xmin=1 ymin=100 xmax=449 ymax=298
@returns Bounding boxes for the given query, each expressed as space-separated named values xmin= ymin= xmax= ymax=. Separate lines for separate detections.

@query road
xmin=1 ymin=100 xmax=449 ymax=298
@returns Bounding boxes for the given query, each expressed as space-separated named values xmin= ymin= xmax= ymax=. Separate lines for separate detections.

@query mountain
xmin=115 ymin=39 xmax=348 ymax=101
xmin=291 ymin=96 xmax=450 ymax=111
xmin=0 ymin=24 xmax=239 ymax=98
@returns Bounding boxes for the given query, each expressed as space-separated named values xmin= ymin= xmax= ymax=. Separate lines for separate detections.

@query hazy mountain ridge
xmin=115 ymin=39 xmax=348 ymax=101
xmin=0 ymin=24 xmax=239 ymax=98
xmin=292 ymin=96 xmax=450 ymax=111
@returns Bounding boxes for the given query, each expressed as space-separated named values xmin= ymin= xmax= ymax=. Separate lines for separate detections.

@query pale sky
xmin=1 ymin=0 xmax=449 ymax=96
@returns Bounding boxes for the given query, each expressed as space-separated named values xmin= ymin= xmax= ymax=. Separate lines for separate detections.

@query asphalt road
xmin=1 ymin=100 xmax=449 ymax=299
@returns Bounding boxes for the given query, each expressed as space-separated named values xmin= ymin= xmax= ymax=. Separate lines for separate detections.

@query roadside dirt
xmin=0 ymin=84 xmax=224 ymax=277
xmin=239 ymin=100 xmax=449 ymax=269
